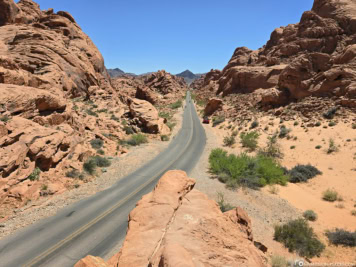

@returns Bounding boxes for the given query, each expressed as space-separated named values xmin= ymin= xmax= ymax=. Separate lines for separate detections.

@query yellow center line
xmin=24 ymin=97 xmax=194 ymax=267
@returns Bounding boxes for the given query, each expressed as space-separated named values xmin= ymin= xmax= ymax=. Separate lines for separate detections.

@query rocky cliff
xmin=75 ymin=171 xmax=268 ymax=267
xmin=0 ymin=0 xmax=172 ymax=218
xmin=198 ymin=0 xmax=356 ymax=109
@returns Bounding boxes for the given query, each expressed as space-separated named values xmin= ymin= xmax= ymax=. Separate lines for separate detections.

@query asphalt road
xmin=0 ymin=91 xmax=206 ymax=267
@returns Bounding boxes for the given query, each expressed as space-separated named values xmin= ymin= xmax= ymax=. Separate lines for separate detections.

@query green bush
xmin=110 ymin=114 xmax=120 ymax=121
xmin=123 ymin=126 xmax=135 ymax=135
xmin=322 ymin=189 xmax=338 ymax=202
xmin=209 ymin=149 xmax=288 ymax=189
xmin=161 ymin=135 xmax=169 ymax=141
xmin=127 ymin=134 xmax=148 ymax=146
xmin=85 ymin=109 xmax=98 ymax=117
xmin=212 ymin=116 xmax=225 ymax=127
xmin=303 ymin=210 xmax=318 ymax=221
xmin=352 ymin=123 xmax=356 ymax=129
xmin=274 ymin=219 xmax=325 ymax=258
xmin=259 ymin=135 xmax=283 ymax=159
xmin=166 ymin=121 xmax=176 ymax=131
xmin=240 ymin=131 xmax=260 ymax=151
xmin=170 ymin=100 xmax=182 ymax=109
xmin=0 ymin=115 xmax=10 ymax=122
xmin=159 ymin=111 xmax=172 ymax=120
xmin=66 ymin=169 xmax=80 ymax=178
xmin=328 ymin=121 xmax=336 ymax=127
xmin=90 ymin=138 xmax=104 ymax=149
xmin=92 ymin=156 xmax=111 ymax=167
xmin=326 ymin=229 xmax=356 ymax=247
xmin=250 ymin=120 xmax=259 ymax=129
xmin=28 ymin=167 xmax=41 ymax=181
xmin=315 ymin=145 xmax=322 ymax=149
xmin=288 ymin=164 xmax=322 ymax=183
xmin=223 ymin=135 xmax=236 ymax=147
xmin=83 ymin=159 xmax=97 ymax=175
xmin=327 ymin=138 xmax=339 ymax=154
xmin=323 ymin=107 xmax=338 ymax=119
xmin=278 ymin=125 xmax=291 ymax=138
xmin=217 ymin=192 xmax=235 ymax=212
xmin=97 ymin=149 xmax=105 ymax=155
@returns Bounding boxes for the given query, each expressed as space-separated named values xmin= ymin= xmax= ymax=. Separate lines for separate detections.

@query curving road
xmin=0 ymin=91 xmax=206 ymax=267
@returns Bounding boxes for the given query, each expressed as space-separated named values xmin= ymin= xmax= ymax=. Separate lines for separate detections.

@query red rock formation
xmin=0 ymin=0 xmax=130 ymax=216
xmin=75 ymin=171 xmax=268 ymax=267
xmin=199 ymin=0 xmax=356 ymax=108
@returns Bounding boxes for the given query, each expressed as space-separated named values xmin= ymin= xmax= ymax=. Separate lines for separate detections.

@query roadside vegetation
xmin=209 ymin=148 xmax=288 ymax=189
xmin=83 ymin=156 xmax=111 ymax=175
xmin=240 ymin=131 xmax=260 ymax=151
xmin=326 ymin=229 xmax=356 ymax=247
xmin=274 ymin=219 xmax=325 ymax=258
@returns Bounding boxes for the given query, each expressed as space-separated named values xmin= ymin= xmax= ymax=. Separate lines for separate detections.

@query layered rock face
xmin=75 ymin=171 xmax=268 ymax=267
xmin=0 ymin=0 xmax=174 ymax=217
xmin=199 ymin=0 xmax=356 ymax=108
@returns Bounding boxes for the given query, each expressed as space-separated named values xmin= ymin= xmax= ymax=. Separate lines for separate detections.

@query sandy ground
xmin=0 ymin=106 xmax=184 ymax=240
xmin=193 ymin=108 xmax=356 ymax=263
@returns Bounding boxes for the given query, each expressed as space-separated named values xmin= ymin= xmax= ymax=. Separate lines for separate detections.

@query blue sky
xmin=26 ymin=0 xmax=314 ymax=74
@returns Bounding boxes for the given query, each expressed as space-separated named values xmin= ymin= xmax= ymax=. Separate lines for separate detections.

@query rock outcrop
xmin=75 ymin=171 xmax=268 ymax=267
xmin=0 ymin=0 xmax=132 ymax=216
xmin=198 ymin=0 xmax=356 ymax=109
xmin=129 ymin=98 xmax=170 ymax=135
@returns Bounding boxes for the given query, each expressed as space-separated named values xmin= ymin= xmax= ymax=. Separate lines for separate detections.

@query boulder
xmin=129 ymin=98 xmax=170 ymax=134
xmin=204 ymin=98 xmax=223 ymax=116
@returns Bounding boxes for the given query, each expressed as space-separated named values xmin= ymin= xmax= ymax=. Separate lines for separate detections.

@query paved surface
xmin=0 ymin=92 xmax=206 ymax=267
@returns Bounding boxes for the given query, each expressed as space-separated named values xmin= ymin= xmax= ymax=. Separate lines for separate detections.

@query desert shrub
xmin=66 ymin=169 xmax=80 ymax=178
xmin=327 ymin=138 xmax=339 ymax=154
xmin=315 ymin=121 xmax=321 ymax=127
xmin=288 ymin=164 xmax=322 ymax=183
xmin=290 ymin=145 xmax=296 ymax=149
xmin=85 ymin=109 xmax=98 ymax=117
xmin=326 ymin=229 xmax=356 ymax=247
xmin=278 ymin=125 xmax=291 ymax=138
xmin=90 ymin=138 xmax=104 ymax=149
xmin=351 ymin=210 xmax=356 ymax=216
xmin=110 ymin=114 xmax=120 ymax=121
xmin=274 ymin=219 xmax=325 ymax=258
xmin=268 ymin=185 xmax=279 ymax=195
xmin=127 ymin=134 xmax=148 ymax=146
xmin=170 ymin=100 xmax=182 ymax=109
xmin=240 ymin=131 xmax=260 ymax=151
xmin=123 ymin=126 xmax=135 ymax=135
xmin=83 ymin=159 xmax=97 ymax=175
xmin=223 ymin=135 xmax=236 ymax=147
xmin=303 ymin=210 xmax=318 ymax=221
xmin=259 ymin=135 xmax=283 ymax=159
xmin=323 ymin=107 xmax=338 ymax=119
xmin=92 ymin=156 xmax=111 ymax=167
xmin=209 ymin=149 xmax=288 ymax=189
xmin=322 ymin=189 xmax=338 ymax=202
xmin=250 ymin=120 xmax=259 ymax=129
xmin=271 ymin=255 xmax=289 ymax=267
xmin=0 ymin=115 xmax=10 ymax=122
xmin=97 ymin=109 xmax=108 ymax=113
xmin=315 ymin=145 xmax=322 ymax=149
xmin=352 ymin=123 xmax=356 ymax=129
xmin=28 ymin=167 xmax=41 ymax=181
xmin=217 ymin=192 xmax=235 ymax=212
xmin=328 ymin=121 xmax=336 ymax=127
xmin=231 ymin=130 xmax=238 ymax=137
xmin=212 ymin=116 xmax=225 ymax=127
xmin=293 ymin=121 xmax=299 ymax=126
xmin=97 ymin=149 xmax=105 ymax=155
xmin=159 ymin=111 xmax=172 ymax=120
xmin=166 ymin=121 xmax=176 ymax=131
xmin=161 ymin=135 xmax=169 ymax=141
